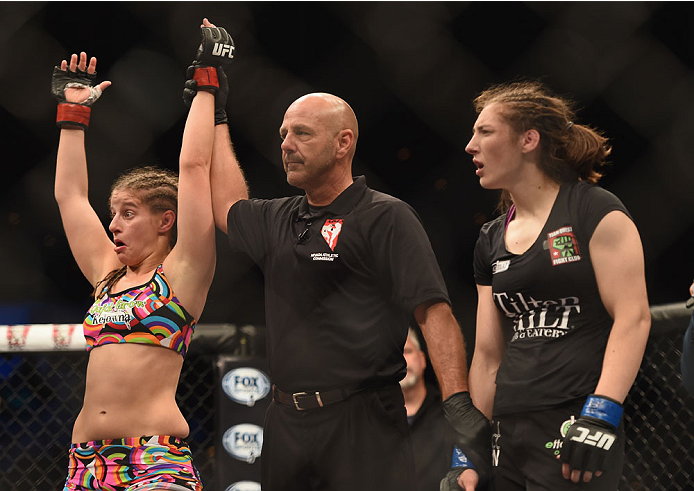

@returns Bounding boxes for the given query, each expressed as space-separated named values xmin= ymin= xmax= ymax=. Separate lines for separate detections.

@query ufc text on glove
xmin=559 ymin=394 xmax=622 ymax=480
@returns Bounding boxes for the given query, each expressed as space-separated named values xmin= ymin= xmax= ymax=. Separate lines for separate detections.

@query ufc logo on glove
xmin=212 ymin=42 xmax=235 ymax=58
xmin=568 ymin=426 xmax=616 ymax=450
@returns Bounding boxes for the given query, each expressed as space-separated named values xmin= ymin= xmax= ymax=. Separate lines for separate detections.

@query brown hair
xmin=93 ymin=166 xmax=178 ymax=299
xmin=473 ymin=81 xmax=611 ymax=211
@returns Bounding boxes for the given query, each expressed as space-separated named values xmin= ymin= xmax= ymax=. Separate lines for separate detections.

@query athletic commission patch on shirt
xmin=547 ymin=226 xmax=581 ymax=266
xmin=321 ymin=219 xmax=343 ymax=251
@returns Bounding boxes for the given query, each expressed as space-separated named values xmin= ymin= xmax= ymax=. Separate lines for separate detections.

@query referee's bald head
xmin=289 ymin=93 xmax=359 ymax=158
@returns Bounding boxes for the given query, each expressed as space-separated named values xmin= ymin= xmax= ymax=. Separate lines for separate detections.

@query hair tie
xmin=566 ymin=121 xmax=574 ymax=130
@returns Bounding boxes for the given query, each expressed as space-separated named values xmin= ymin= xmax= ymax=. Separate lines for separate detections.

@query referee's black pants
xmin=261 ymin=383 xmax=417 ymax=491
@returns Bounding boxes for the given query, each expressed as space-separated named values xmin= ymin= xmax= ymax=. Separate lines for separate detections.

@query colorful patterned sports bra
xmin=83 ymin=264 xmax=196 ymax=357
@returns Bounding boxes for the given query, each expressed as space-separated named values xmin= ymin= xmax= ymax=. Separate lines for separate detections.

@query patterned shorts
xmin=63 ymin=435 xmax=202 ymax=491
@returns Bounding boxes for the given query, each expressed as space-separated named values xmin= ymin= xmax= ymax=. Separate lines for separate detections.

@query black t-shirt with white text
xmin=227 ymin=176 xmax=450 ymax=393
xmin=474 ymin=181 xmax=631 ymax=416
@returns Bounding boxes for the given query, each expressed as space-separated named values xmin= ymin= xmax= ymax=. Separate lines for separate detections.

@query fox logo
xmin=213 ymin=42 xmax=235 ymax=58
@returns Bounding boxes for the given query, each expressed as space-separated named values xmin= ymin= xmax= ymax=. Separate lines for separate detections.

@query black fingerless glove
xmin=214 ymin=65 xmax=229 ymax=125
xmin=186 ymin=65 xmax=219 ymax=94
xmin=183 ymin=24 xmax=234 ymax=125
xmin=194 ymin=26 xmax=235 ymax=67
xmin=182 ymin=65 xmax=228 ymax=125
xmin=51 ymin=65 xmax=99 ymax=129
xmin=560 ymin=394 xmax=622 ymax=481
xmin=443 ymin=391 xmax=492 ymax=487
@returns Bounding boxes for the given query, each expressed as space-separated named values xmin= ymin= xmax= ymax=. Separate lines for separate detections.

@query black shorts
xmin=490 ymin=402 xmax=625 ymax=491
xmin=260 ymin=383 xmax=417 ymax=491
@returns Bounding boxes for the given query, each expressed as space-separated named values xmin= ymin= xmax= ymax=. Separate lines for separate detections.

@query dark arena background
xmin=1 ymin=2 xmax=693 ymax=490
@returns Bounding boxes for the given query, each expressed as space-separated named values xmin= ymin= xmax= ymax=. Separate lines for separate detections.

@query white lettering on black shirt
xmin=493 ymin=292 xmax=580 ymax=341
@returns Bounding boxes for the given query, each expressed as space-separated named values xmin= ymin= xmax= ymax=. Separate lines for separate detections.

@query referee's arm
xmin=210 ymin=123 xmax=248 ymax=234
xmin=414 ymin=300 xmax=470 ymax=400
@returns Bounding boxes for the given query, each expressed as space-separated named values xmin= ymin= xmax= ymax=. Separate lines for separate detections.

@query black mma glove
xmin=443 ymin=391 xmax=492 ymax=487
xmin=213 ymin=65 xmax=229 ymax=125
xmin=182 ymin=65 xmax=229 ymax=126
xmin=440 ymin=446 xmax=476 ymax=491
xmin=51 ymin=65 xmax=102 ymax=129
xmin=194 ymin=26 xmax=235 ymax=67
xmin=560 ymin=394 xmax=622 ymax=480
xmin=183 ymin=24 xmax=234 ymax=125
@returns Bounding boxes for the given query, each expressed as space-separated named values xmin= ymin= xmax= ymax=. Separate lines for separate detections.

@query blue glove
xmin=559 ymin=394 xmax=622 ymax=480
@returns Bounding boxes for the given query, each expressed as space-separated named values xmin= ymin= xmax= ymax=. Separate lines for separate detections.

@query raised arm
xmin=163 ymin=88 xmax=216 ymax=321
xmin=164 ymin=22 xmax=236 ymax=320
xmin=211 ymin=123 xmax=248 ymax=233
xmin=195 ymin=17 xmax=248 ymax=234
xmin=53 ymin=52 xmax=119 ymax=286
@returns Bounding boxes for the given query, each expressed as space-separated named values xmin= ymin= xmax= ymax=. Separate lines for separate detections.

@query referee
xmin=207 ymin=91 xmax=490 ymax=490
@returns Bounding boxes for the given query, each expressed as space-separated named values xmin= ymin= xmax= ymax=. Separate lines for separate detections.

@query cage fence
xmin=1 ymin=306 xmax=692 ymax=491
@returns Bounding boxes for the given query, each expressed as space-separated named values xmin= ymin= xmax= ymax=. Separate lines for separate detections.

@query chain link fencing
xmin=0 ymin=351 xmax=216 ymax=490
xmin=621 ymin=304 xmax=694 ymax=490
xmin=1 ymin=308 xmax=692 ymax=490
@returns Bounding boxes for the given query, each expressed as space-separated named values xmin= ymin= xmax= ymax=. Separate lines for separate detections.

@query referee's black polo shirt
xmin=227 ymin=176 xmax=450 ymax=393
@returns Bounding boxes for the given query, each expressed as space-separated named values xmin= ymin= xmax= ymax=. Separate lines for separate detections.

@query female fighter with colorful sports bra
xmin=52 ymin=19 xmax=233 ymax=490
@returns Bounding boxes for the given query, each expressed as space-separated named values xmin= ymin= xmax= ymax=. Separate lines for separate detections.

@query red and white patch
xmin=321 ymin=219 xmax=344 ymax=251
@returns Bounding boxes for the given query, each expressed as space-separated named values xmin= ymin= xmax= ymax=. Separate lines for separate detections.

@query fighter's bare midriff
xmin=71 ymin=343 xmax=188 ymax=443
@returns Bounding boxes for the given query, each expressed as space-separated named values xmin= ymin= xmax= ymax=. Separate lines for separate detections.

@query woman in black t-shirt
xmin=462 ymin=81 xmax=651 ymax=491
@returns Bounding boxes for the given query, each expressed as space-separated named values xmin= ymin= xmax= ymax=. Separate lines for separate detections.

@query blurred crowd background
xmin=1 ymin=2 xmax=693 ymax=355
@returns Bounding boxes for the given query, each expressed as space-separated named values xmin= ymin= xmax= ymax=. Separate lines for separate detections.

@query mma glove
xmin=194 ymin=26 xmax=235 ymax=67
xmin=183 ymin=65 xmax=229 ymax=125
xmin=51 ymin=65 xmax=102 ymax=129
xmin=183 ymin=25 xmax=234 ymax=125
xmin=443 ymin=391 xmax=492 ymax=488
xmin=440 ymin=445 xmax=476 ymax=491
xmin=560 ymin=394 xmax=622 ymax=479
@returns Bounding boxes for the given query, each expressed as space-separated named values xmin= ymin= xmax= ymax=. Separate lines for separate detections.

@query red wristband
xmin=193 ymin=66 xmax=219 ymax=89
xmin=56 ymin=103 xmax=91 ymax=129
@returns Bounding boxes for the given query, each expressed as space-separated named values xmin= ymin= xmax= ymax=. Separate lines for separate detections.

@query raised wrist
xmin=56 ymin=103 xmax=91 ymax=129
